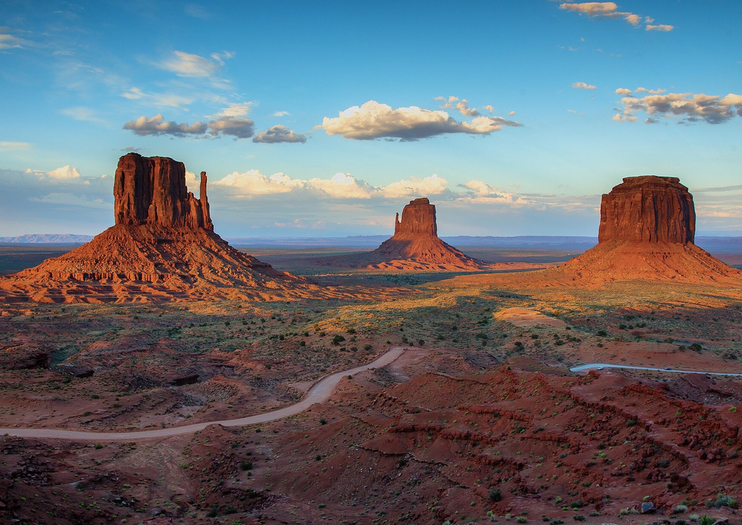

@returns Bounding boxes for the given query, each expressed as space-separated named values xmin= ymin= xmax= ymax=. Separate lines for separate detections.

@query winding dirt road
xmin=0 ymin=347 xmax=406 ymax=442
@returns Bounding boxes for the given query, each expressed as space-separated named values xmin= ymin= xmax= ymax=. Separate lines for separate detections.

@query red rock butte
xmin=341 ymin=198 xmax=488 ymax=271
xmin=0 ymin=153 xmax=354 ymax=303
xmin=558 ymin=175 xmax=740 ymax=283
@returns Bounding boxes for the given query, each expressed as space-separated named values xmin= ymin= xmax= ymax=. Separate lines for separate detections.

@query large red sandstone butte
xmin=559 ymin=175 xmax=740 ymax=283
xmin=0 ymin=153 xmax=343 ymax=303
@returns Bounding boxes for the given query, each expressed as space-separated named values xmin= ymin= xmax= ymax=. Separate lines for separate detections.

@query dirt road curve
xmin=0 ymin=347 xmax=406 ymax=442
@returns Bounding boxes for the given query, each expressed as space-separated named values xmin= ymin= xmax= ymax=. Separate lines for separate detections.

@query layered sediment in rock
xmin=0 ymin=154 xmax=338 ymax=302
xmin=557 ymin=176 xmax=740 ymax=283
xmin=598 ymin=176 xmax=695 ymax=244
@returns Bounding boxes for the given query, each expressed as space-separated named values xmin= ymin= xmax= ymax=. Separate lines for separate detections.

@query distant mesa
xmin=558 ymin=175 xmax=741 ymax=283
xmin=0 ymin=153 xmax=329 ymax=303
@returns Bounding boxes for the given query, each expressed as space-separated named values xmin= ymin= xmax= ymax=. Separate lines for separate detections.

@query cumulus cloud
xmin=0 ymin=141 xmax=31 ymax=151
xmin=158 ymin=50 xmax=227 ymax=78
xmin=207 ymin=117 xmax=255 ymax=138
xmin=614 ymin=91 xmax=742 ymax=124
xmin=572 ymin=82 xmax=597 ymax=90
xmin=615 ymin=87 xmax=632 ymax=95
xmin=123 ymin=114 xmax=255 ymax=138
xmin=322 ymin=100 xmax=521 ymax=141
xmin=123 ymin=114 xmax=207 ymax=136
xmin=436 ymin=96 xmax=482 ymax=116
xmin=558 ymin=2 xmax=672 ymax=31
xmin=272 ymin=111 xmax=290 ymax=117
xmin=209 ymin=102 xmax=252 ymax=118
xmin=636 ymin=87 xmax=666 ymax=95
xmin=253 ymin=125 xmax=307 ymax=144
xmin=215 ymin=170 xmax=374 ymax=199
xmin=380 ymin=174 xmax=449 ymax=198
xmin=646 ymin=24 xmax=674 ymax=32
xmin=46 ymin=166 xmax=82 ymax=180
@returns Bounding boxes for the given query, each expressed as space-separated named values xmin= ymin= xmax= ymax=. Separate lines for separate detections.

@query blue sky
xmin=1 ymin=0 xmax=741 ymax=237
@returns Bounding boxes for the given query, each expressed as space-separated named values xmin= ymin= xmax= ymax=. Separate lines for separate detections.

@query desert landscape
xmin=0 ymin=154 xmax=741 ymax=525
xmin=2 ymin=2 xmax=742 ymax=525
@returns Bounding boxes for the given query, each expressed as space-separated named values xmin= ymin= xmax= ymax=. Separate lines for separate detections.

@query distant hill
xmin=0 ymin=234 xmax=95 ymax=244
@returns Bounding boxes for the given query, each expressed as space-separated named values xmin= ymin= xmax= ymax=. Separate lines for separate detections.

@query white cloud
xmin=37 ymin=166 xmax=82 ymax=180
xmin=436 ymin=96 xmax=482 ymax=117
xmin=123 ymin=114 xmax=207 ymax=136
xmin=636 ymin=87 xmax=666 ymax=95
xmin=322 ymin=100 xmax=521 ymax=141
xmin=558 ymin=2 xmax=672 ymax=31
xmin=646 ymin=24 xmax=674 ymax=32
xmin=209 ymin=102 xmax=252 ymax=118
xmin=121 ymin=87 xmax=194 ymax=109
xmin=253 ymin=125 xmax=307 ymax=144
xmin=30 ymin=193 xmax=109 ymax=209
xmin=309 ymin=173 xmax=375 ymax=198
xmin=614 ymin=91 xmax=742 ymax=124
xmin=60 ymin=106 xmax=108 ymax=125
xmin=210 ymin=51 xmax=234 ymax=65
xmin=207 ymin=117 xmax=255 ymax=138
xmin=0 ymin=141 xmax=31 ymax=151
xmin=272 ymin=111 xmax=290 ymax=117
xmin=123 ymin=114 xmax=255 ymax=138
xmin=159 ymin=51 xmax=225 ymax=78
xmin=0 ymin=28 xmax=30 ymax=50
xmin=615 ymin=87 xmax=632 ymax=95
xmin=572 ymin=82 xmax=597 ymax=90
xmin=380 ymin=174 xmax=449 ymax=198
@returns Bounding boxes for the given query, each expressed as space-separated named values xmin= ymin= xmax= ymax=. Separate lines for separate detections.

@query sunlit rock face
xmin=114 ymin=153 xmax=213 ymax=231
xmin=598 ymin=176 xmax=695 ymax=245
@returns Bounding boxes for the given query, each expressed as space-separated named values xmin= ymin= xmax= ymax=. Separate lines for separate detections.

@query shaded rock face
xmin=114 ymin=153 xmax=213 ymax=231
xmin=598 ymin=176 xmax=695 ymax=245
xmin=393 ymin=198 xmax=437 ymax=237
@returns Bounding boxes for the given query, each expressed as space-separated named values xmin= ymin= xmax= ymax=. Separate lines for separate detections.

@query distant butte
xmin=558 ymin=175 xmax=741 ymax=283
xmin=0 ymin=153 xmax=335 ymax=303
xmin=311 ymin=197 xmax=539 ymax=272
xmin=367 ymin=198 xmax=485 ymax=270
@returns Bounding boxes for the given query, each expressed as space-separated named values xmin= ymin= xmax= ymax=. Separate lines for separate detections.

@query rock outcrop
xmin=598 ymin=176 xmax=695 ymax=244
xmin=313 ymin=198 xmax=505 ymax=271
xmin=393 ymin=198 xmax=437 ymax=237
xmin=370 ymin=198 xmax=484 ymax=269
xmin=0 ymin=154 xmax=349 ymax=303
xmin=557 ymin=175 xmax=740 ymax=283
xmin=114 ymin=154 xmax=213 ymax=230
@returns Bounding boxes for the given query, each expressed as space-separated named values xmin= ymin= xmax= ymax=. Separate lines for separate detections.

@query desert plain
xmin=2 ymin=232 xmax=742 ymax=524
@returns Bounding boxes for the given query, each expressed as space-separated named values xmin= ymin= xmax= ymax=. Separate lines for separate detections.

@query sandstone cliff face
xmin=598 ymin=176 xmax=695 ymax=244
xmin=393 ymin=198 xmax=437 ymax=237
xmin=113 ymin=153 xmax=213 ymax=231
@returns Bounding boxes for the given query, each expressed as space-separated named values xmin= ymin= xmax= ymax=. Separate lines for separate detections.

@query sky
xmin=1 ymin=0 xmax=741 ymax=238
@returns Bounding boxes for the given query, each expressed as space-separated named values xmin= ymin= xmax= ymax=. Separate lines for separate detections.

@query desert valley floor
xmin=1 ymin=243 xmax=742 ymax=525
